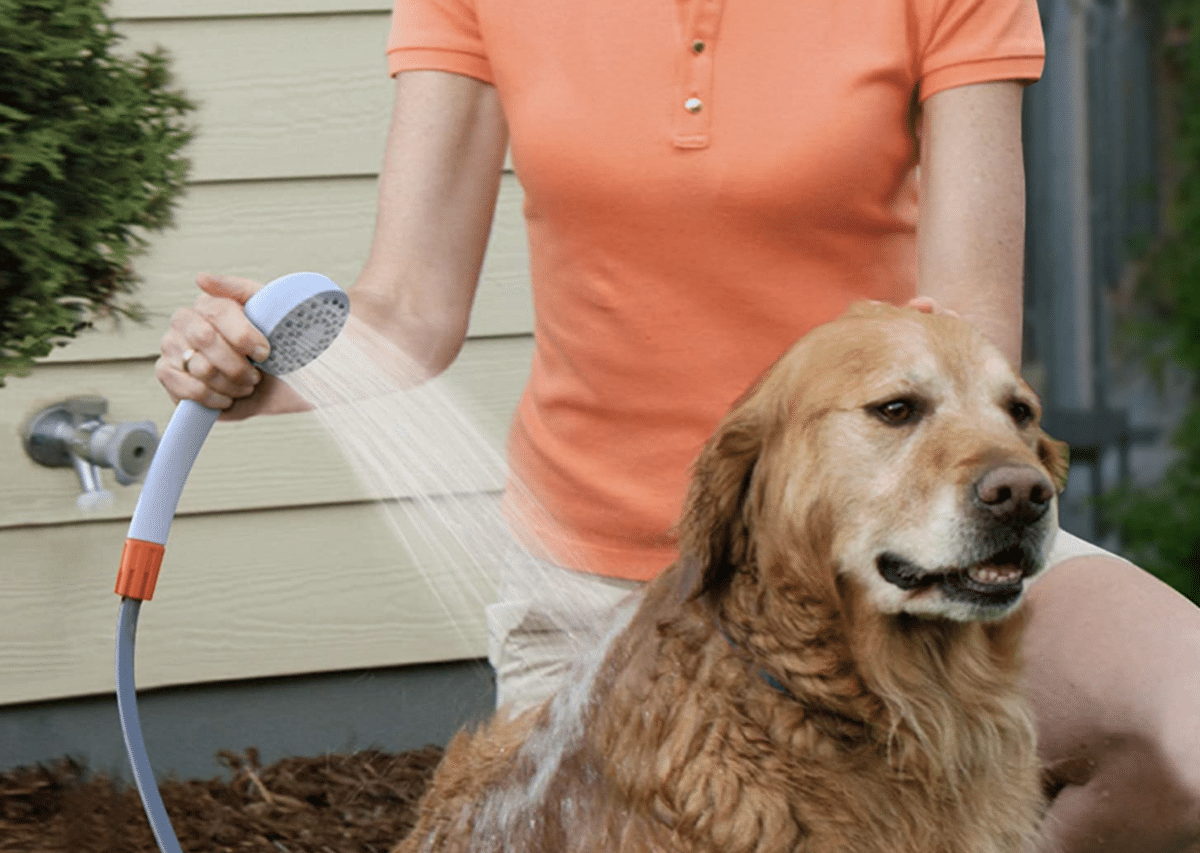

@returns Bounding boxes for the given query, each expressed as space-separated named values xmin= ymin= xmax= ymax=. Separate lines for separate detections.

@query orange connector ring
xmin=115 ymin=539 xmax=166 ymax=601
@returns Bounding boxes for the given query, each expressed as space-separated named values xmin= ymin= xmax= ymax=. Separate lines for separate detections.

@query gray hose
xmin=116 ymin=597 xmax=184 ymax=853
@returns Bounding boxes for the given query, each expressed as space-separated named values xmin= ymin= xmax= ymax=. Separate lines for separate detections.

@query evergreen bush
xmin=0 ymin=0 xmax=193 ymax=384
xmin=1106 ymin=3 xmax=1200 ymax=603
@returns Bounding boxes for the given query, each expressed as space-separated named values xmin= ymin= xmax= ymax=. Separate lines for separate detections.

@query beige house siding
xmin=0 ymin=2 xmax=530 ymax=704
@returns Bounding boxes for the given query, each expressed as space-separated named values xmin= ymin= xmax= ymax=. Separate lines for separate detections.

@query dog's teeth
xmin=968 ymin=565 xmax=1022 ymax=585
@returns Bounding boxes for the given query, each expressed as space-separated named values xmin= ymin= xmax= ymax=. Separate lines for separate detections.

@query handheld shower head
xmin=116 ymin=272 xmax=349 ymax=600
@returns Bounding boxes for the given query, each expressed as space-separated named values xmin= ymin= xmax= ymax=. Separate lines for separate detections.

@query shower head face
xmin=256 ymin=291 xmax=349 ymax=375
xmin=243 ymin=273 xmax=350 ymax=376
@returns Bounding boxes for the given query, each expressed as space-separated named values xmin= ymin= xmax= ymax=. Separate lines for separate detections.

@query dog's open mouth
xmin=877 ymin=546 xmax=1033 ymax=607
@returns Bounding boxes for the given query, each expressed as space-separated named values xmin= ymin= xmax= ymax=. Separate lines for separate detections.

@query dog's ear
xmin=677 ymin=410 xmax=764 ymax=600
xmin=1038 ymin=433 xmax=1070 ymax=493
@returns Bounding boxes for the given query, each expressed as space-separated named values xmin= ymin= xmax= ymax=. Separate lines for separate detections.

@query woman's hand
xmin=155 ymin=273 xmax=309 ymax=420
xmin=905 ymin=295 xmax=960 ymax=317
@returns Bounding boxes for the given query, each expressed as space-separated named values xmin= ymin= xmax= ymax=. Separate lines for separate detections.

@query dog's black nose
xmin=973 ymin=465 xmax=1053 ymax=526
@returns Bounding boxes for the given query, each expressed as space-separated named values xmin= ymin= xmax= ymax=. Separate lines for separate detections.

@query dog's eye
xmin=1009 ymin=400 xmax=1035 ymax=426
xmin=874 ymin=398 xmax=919 ymax=425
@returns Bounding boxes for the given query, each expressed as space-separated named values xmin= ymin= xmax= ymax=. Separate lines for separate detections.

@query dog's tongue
xmin=966 ymin=564 xmax=1023 ymax=586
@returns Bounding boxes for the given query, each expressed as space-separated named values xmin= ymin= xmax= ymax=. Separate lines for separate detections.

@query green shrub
xmin=1106 ymin=3 xmax=1200 ymax=603
xmin=0 ymin=0 xmax=193 ymax=384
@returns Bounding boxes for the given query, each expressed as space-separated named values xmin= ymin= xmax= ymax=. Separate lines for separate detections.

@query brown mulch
xmin=0 ymin=746 xmax=443 ymax=853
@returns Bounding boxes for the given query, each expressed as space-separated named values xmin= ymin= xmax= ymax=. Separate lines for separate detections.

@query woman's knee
xmin=1028 ymin=552 xmax=1200 ymax=850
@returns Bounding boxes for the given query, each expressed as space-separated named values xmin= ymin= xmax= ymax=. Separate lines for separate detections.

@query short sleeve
xmin=386 ymin=0 xmax=493 ymax=83
xmin=915 ymin=0 xmax=1045 ymax=101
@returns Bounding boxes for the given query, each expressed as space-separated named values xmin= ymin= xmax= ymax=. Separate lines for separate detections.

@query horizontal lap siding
xmin=46 ymin=175 xmax=531 ymax=362
xmin=2 ymin=501 xmax=495 ymax=703
xmin=117 ymin=14 xmax=393 ymax=183
xmin=0 ymin=5 xmax=531 ymax=703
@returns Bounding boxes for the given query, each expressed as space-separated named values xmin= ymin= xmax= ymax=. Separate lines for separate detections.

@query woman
xmin=158 ymin=1 xmax=1200 ymax=849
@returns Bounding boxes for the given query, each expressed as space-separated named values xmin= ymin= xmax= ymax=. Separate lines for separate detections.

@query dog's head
xmin=679 ymin=301 xmax=1068 ymax=623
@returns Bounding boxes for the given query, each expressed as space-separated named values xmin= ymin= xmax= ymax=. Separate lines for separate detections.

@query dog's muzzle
xmin=876 ymin=461 xmax=1059 ymax=613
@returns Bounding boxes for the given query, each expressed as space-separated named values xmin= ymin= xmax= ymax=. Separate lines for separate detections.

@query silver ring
xmin=181 ymin=348 xmax=196 ymax=374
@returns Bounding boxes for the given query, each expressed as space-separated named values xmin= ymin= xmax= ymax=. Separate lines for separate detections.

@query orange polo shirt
xmin=387 ymin=0 xmax=1045 ymax=580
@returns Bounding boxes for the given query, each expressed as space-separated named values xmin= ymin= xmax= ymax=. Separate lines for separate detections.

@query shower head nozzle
xmin=244 ymin=272 xmax=350 ymax=376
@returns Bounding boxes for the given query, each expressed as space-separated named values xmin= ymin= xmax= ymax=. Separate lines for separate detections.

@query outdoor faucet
xmin=23 ymin=396 xmax=159 ymax=511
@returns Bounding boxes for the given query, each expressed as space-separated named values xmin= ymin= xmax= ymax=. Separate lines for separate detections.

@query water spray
xmin=114 ymin=272 xmax=350 ymax=853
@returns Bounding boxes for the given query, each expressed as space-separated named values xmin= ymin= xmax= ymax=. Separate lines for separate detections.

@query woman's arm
xmin=353 ymin=70 xmax=509 ymax=376
xmin=156 ymin=70 xmax=509 ymax=418
xmin=916 ymin=80 xmax=1026 ymax=368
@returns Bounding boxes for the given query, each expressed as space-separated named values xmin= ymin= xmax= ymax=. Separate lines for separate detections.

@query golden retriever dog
xmin=394 ymin=302 xmax=1068 ymax=853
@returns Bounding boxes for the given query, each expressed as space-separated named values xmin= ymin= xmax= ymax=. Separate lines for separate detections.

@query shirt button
xmin=691 ymin=40 xmax=706 ymax=53
xmin=684 ymin=97 xmax=703 ymax=114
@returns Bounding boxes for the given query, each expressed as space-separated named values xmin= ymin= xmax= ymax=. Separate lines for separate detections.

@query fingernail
xmin=252 ymin=346 xmax=269 ymax=362
xmin=249 ymin=369 xmax=262 ymax=385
